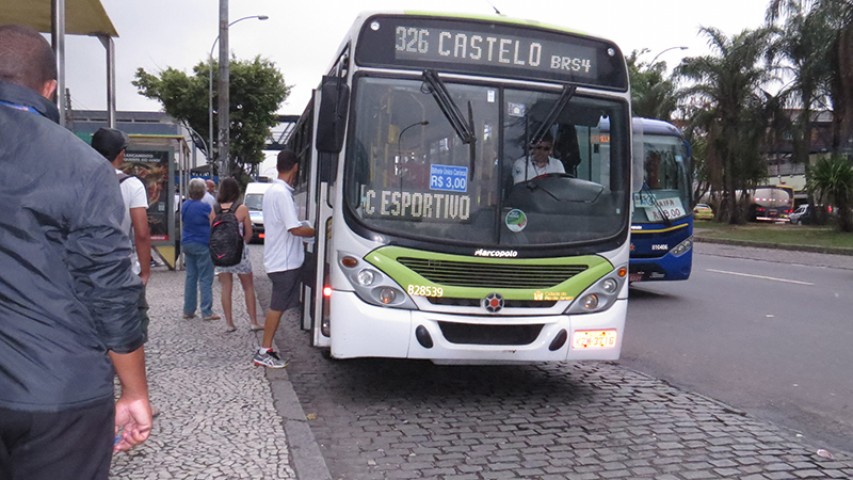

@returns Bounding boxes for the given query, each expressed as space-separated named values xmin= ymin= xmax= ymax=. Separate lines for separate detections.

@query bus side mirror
xmin=315 ymin=76 xmax=350 ymax=154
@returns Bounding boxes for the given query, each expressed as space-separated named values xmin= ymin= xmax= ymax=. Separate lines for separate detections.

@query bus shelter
xmin=0 ymin=0 xmax=119 ymax=127
xmin=123 ymin=134 xmax=191 ymax=270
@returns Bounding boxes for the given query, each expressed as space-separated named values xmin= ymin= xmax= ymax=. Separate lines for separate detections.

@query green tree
xmin=686 ymin=132 xmax=711 ymax=207
xmin=806 ymin=154 xmax=853 ymax=231
xmin=766 ymin=1 xmax=835 ymax=165
xmin=133 ymin=55 xmax=289 ymax=179
xmin=769 ymin=0 xmax=853 ymax=155
xmin=766 ymin=0 xmax=847 ymax=222
xmin=676 ymin=27 xmax=777 ymax=224
xmin=626 ymin=49 xmax=680 ymax=121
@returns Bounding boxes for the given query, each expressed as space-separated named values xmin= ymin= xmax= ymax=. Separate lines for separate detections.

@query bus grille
xmin=397 ymin=257 xmax=587 ymax=289
xmin=427 ymin=297 xmax=557 ymax=308
xmin=438 ymin=322 xmax=543 ymax=345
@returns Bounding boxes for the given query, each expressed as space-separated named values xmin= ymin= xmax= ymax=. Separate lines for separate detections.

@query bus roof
xmin=600 ymin=117 xmax=683 ymax=137
xmin=634 ymin=118 xmax=682 ymax=137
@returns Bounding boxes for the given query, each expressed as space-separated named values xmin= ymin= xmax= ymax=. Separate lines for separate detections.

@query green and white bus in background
xmin=287 ymin=11 xmax=636 ymax=362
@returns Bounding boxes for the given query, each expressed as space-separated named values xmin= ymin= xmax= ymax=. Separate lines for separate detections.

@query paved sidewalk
xmin=109 ymin=260 xmax=328 ymax=479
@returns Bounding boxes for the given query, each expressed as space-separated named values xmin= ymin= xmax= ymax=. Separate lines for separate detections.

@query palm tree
xmin=676 ymin=27 xmax=778 ymax=224
xmin=806 ymin=155 xmax=853 ymax=231
xmin=766 ymin=2 xmax=835 ymax=164
xmin=626 ymin=49 xmax=680 ymax=121
xmin=826 ymin=0 xmax=853 ymax=155
xmin=768 ymin=0 xmax=853 ymax=156
xmin=765 ymin=2 xmax=837 ymax=222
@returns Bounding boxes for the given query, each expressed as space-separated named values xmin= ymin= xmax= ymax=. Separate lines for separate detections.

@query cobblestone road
xmin=257 ymin=243 xmax=853 ymax=480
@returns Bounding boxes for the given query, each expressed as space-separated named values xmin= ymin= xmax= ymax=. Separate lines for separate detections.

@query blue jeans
xmin=183 ymin=242 xmax=214 ymax=317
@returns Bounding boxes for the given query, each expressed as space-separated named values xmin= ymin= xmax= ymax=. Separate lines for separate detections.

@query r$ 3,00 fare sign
xmin=430 ymin=164 xmax=468 ymax=193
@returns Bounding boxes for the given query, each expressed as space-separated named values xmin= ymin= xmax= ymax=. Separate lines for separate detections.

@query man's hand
xmin=109 ymin=347 xmax=151 ymax=452
xmin=113 ymin=394 xmax=152 ymax=452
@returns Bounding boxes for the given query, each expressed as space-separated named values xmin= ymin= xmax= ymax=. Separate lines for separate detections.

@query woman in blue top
xmin=181 ymin=178 xmax=219 ymax=320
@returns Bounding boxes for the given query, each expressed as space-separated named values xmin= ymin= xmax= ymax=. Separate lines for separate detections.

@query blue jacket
xmin=0 ymin=81 xmax=144 ymax=412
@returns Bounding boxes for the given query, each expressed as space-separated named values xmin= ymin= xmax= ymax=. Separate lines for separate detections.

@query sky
xmin=62 ymin=0 xmax=774 ymax=117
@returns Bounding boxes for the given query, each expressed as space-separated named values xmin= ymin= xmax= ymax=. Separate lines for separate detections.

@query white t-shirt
xmin=262 ymin=179 xmax=304 ymax=274
xmin=202 ymin=191 xmax=216 ymax=207
xmin=116 ymin=169 xmax=148 ymax=274
xmin=511 ymin=156 xmax=565 ymax=184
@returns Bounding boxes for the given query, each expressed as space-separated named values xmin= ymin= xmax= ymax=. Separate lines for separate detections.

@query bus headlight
xmin=566 ymin=264 xmax=627 ymax=315
xmin=670 ymin=237 xmax=693 ymax=257
xmin=377 ymin=287 xmax=397 ymax=304
xmin=338 ymin=252 xmax=416 ymax=309
xmin=581 ymin=293 xmax=600 ymax=310
xmin=601 ymin=278 xmax=618 ymax=294
xmin=356 ymin=269 xmax=376 ymax=286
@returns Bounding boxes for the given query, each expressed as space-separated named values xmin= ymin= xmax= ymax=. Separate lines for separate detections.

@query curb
xmin=267 ymin=368 xmax=333 ymax=480
xmin=694 ymin=236 xmax=853 ymax=256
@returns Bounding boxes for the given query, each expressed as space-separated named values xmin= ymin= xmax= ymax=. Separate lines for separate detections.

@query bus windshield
xmin=345 ymin=75 xmax=630 ymax=247
xmin=632 ymin=134 xmax=691 ymax=224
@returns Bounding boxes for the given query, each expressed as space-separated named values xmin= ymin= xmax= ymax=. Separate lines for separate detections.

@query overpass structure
xmin=266 ymin=114 xmax=300 ymax=150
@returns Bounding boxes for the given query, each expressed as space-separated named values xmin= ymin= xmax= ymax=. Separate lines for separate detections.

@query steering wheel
xmin=532 ymin=172 xmax=575 ymax=181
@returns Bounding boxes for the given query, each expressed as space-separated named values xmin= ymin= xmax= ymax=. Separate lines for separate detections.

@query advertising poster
xmin=122 ymin=150 xmax=172 ymax=241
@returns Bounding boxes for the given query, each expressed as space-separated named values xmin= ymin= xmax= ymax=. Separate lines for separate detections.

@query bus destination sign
xmin=394 ymin=26 xmax=597 ymax=79
xmin=355 ymin=15 xmax=626 ymax=89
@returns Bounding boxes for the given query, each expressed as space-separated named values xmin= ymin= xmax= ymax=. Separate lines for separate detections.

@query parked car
xmin=693 ymin=203 xmax=714 ymax=221
xmin=244 ymin=182 xmax=272 ymax=242
xmin=789 ymin=204 xmax=810 ymax=224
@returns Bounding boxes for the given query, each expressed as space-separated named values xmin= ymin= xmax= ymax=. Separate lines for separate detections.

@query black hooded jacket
xmin=0 ymin=81 xmax=144 ymax=412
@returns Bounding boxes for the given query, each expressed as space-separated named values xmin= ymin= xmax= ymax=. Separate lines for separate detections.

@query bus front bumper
xmin=328 ymin=291 xmax=626 ymax=363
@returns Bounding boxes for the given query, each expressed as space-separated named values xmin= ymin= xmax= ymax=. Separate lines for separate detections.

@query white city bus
xmin=287 ymin=11 xmax=636 ymax=362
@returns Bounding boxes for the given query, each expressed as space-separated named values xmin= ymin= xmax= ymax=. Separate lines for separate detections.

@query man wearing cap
xmin=92 ymin=127 xmax=152 ymax=340
xmin=0 ymin=25 xmax=151 ymax=479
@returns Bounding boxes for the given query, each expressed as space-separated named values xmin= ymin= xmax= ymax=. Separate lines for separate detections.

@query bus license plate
xmin=571 ymin=329 xmax=618 ymax=350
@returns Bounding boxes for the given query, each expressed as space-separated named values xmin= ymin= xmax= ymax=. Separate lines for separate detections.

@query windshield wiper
xmin=529 ymin=85 xmax=576 ymax=145
xmin=422 ymin=70 xmax=476 ymax=145
xmin=640 ymin=182 xmax=672 ymax=226
xmin=422 ymin=70 xmax=477 ymax=179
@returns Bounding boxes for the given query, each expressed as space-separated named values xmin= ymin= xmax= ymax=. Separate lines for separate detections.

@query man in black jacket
xmin=0 ymin=25 xmax=152 ymax=479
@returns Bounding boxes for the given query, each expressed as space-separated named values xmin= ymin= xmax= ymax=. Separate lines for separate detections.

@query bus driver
xmin=511 ymin=134 xmax=565 ymax=184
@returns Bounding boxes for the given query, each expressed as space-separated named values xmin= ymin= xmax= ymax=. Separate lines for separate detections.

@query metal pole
xmin=649 ymin=46 xmax=688 ymax=66
xmin=217 ymin=0 xmax=230 ymax=179
xmin=51 ymin=0 xmax=66 ymax=126
xmin=208 ymin=43 xmax=216 ymax=175
xmin=99 ymin=35 xmax=116 ymax=128
xmin=211 ymin=13 xmax=268 ymax=180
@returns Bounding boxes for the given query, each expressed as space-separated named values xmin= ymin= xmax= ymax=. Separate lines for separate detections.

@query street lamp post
xmin=208 ymin=14 xmax=268 ymax=179
xmin=649 ymin=46 xmax=688 ymax=66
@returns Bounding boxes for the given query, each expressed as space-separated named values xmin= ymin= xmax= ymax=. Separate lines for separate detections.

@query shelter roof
xmin=0 ymin=0 xmax=117 ymax=37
